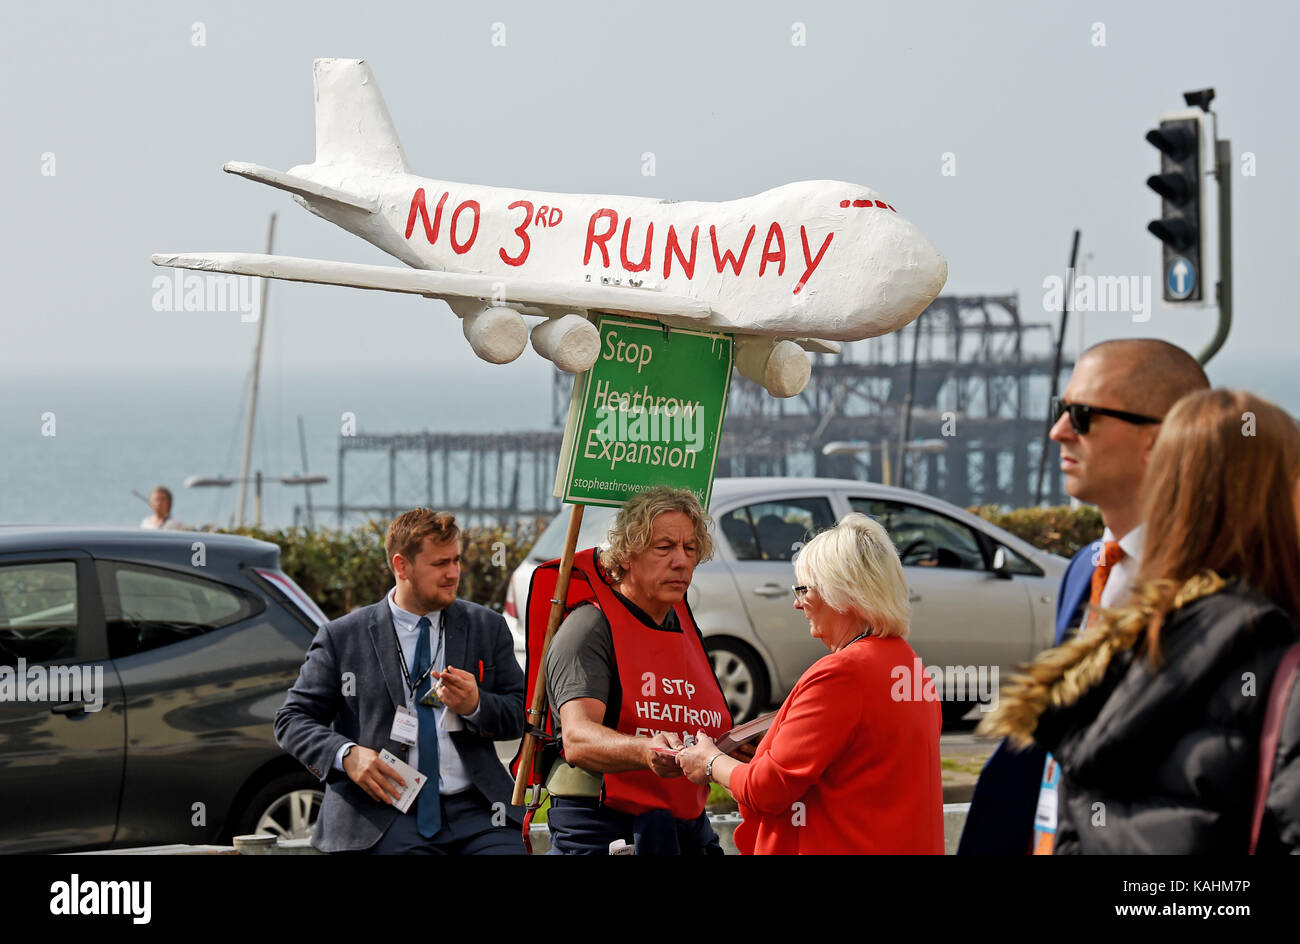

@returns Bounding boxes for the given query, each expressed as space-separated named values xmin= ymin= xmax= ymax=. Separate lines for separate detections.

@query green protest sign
xmin=555 ymin=316 xmax=733 ymax=508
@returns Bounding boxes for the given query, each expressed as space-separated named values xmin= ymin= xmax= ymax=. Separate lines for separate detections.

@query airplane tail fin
xmin=311 ymin=58 xmax=410 ymax=174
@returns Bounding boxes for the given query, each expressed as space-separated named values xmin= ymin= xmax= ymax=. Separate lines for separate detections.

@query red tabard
xmin=523 ymin=547 xmax=732 ymax=820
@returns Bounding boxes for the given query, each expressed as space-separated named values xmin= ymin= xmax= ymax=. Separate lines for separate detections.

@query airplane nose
xmin=855 ymin=214 xmax=948 ymax=338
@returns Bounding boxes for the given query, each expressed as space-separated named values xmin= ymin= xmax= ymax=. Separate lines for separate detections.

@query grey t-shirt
xmin=545 ymin=595 xmax=681 ymax=745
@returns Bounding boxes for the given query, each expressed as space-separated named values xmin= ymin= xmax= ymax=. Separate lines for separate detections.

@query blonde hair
xmin=794 ymin=513 xmax=910 ymax=639
xmin=599 ymin=487 xmax=713 ymax=582
xmin=977 ymin=573 xmax=1226 ymax=748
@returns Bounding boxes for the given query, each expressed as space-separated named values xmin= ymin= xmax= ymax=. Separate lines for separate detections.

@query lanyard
xmin=841 ymin=629 xmax=873 ymax=650
xmin=393 ymin=614 xmax=443 ymax=699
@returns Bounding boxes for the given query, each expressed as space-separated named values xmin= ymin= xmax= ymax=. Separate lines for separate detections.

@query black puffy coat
xmin=1033 ymin=582 xmax=1300 ymax=854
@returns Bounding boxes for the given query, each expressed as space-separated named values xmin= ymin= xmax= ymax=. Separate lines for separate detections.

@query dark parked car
xmin=0 ymin=527 xmax=328 ymax=853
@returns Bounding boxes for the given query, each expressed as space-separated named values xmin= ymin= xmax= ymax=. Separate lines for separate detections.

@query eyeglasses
xmin=792 ymin=585 xmax=816 ymax=601
xmin=1050 ymin=396 xmax=1161 ymax=436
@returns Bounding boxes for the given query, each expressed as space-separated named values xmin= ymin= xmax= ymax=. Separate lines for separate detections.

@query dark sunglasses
xmin=1050 ymin=396 xmax=1161 ymax=435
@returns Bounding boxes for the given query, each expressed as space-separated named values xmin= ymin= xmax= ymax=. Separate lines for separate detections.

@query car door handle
xmin=909 ymin=592 xmax=922 ymax=602
xmin=753 ymin=584 xmax=788 ymax=598
xmin=50 ymin=701 xmax=89 ymax=716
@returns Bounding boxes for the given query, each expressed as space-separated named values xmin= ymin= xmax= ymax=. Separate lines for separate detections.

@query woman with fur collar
xmin=980 ymin=388 xmax=1300 ymax=853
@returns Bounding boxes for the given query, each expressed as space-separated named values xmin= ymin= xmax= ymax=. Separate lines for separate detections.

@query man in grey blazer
xmin=276 ymin=508 xmax=526 ymax=853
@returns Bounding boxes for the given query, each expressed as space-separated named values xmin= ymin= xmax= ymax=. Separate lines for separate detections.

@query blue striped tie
xmin=411 ymin=616 xmax=441 ymax=837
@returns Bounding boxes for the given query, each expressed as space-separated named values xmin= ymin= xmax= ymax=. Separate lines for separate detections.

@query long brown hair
xmin=979 ymin=388 xmax=1300 ymax=746
xmin=1136 ymin=389 xmax=1300 ymax=658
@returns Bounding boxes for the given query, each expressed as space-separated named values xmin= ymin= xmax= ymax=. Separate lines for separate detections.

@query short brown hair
xmin=599 ymin=487 xmax=713 ymax=582
xmin=385 ymin=509 xmax=460 ymax=573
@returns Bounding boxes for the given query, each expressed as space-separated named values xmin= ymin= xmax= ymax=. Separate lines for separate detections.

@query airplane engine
xmin=736 ymin=337 xmax=811 ymax=398
xmin=461 ymin=306 xmax=528 ymax=364
xmin=530 ymin=313 xmax=600 ymax=373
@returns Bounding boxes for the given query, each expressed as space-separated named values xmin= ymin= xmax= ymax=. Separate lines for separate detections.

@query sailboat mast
xmin=235 ymin=213 xmax=276 ymax=529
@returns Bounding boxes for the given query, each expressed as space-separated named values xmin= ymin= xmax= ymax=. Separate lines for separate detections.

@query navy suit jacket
xmin=956 ymin=542 xmax=1098 ymax=854
xmin=275 ymin=596 xmax=526 ymax=853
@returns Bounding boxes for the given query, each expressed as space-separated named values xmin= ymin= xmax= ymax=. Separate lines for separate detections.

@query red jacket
xmin=729 ymin=636 xmax=944 ymax=854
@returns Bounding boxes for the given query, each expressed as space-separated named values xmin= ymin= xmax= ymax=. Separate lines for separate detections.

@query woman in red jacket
xmin=677 ymin=513 xmax=944 ymax=854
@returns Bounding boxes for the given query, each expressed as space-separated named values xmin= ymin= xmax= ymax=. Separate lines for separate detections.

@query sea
xmin=0 ymin=363 xmax=559 ymax=530
xmin=2 ymin=357 xmax=1296 ymax=530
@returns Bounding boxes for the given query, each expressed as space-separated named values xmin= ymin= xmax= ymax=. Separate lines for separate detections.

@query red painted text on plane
xmin=406 ymin=191 xmax=835 ymax=293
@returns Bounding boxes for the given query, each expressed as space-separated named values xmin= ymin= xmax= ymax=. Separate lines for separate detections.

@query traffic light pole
xmin=1198 ymin=137 xmax=1232 ymax=365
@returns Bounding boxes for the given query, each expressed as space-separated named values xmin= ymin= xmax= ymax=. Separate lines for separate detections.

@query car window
xmin=849 ymin=498 xmax=985 ymax=570
xmin=529 ymin=506 xmax=619 ymax=562
xmin=98 ymin=561 xmax=255 ymax=658
xmin=0 ymin=561 xmax=78 ymax=665
xmin=720 ymin=497 xmax=835 ymax=561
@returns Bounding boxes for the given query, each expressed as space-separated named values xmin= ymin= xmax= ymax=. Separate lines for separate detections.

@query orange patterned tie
xmin=1089 ymin=540 xmax=1126 ymax=615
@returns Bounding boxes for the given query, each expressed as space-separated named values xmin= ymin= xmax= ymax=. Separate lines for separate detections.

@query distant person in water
xmin=140 ymin=486 xmax=185 ymax=530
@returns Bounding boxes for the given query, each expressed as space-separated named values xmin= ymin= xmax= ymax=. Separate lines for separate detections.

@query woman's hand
xmin=676 ymin=732 xmax=721 ymax=786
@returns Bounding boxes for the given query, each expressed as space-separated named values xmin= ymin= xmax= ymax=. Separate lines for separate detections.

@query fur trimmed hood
xmin=980 ymin=579 xmax=1300 ymax=854
xmin=977 ymin=573 xmax=1233 ymax=750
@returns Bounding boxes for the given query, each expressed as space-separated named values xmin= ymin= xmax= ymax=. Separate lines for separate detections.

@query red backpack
xmin=510 ymin=550 xmax=601 ymax=788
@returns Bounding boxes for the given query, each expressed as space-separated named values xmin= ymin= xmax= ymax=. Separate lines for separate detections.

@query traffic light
xmin=1146 ymin=111 xmax=1204 ymax=302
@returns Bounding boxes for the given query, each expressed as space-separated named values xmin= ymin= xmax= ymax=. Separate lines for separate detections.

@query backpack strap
xmin=1251 ymin=642 xmax=1300 ymax=853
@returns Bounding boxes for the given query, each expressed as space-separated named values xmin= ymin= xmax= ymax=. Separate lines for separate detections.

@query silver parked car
xmin=504 ymin=477 xmax=1068 ymax=725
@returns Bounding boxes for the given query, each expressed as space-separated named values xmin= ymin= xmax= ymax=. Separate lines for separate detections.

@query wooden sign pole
xmin=511 ymin=502 xmax=585 ymax=807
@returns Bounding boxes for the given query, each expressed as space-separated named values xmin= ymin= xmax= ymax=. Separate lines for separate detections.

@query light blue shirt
xmin=333 ymin=590 xmax=482 ymax=795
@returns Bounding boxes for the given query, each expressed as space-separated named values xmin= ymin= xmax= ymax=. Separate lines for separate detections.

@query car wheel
xmin=705 ymin=638 xmax=770 ymax=725
xmin=233 ymin=772 xmax=323 ymax=841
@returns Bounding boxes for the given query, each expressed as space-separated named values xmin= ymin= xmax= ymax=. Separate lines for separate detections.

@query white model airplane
xmin=153 ymin=59 xmax=947 ymax=397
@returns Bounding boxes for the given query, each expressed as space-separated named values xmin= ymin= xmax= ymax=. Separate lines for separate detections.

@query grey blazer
xmin=275 ymin=595 xmax=526 ymax=852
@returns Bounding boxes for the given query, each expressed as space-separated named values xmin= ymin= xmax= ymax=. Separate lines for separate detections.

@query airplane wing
xmin=150 ymin=251 xmax=714 ymax=323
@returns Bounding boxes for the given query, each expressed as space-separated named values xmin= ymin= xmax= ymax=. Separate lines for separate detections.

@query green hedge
xmin=215 ymin=520 xmax=544 ymax=622
xmin=967 ymin=504 xmax=1103 ymax=558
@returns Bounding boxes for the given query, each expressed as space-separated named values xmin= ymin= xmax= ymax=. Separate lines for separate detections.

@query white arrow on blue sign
xmin=1166 ymin=256 xmax=1196 ymax=301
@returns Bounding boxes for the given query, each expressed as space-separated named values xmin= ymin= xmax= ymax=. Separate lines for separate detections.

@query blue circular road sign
xmin=1166 ymin=255 xmax=1197 ymax=301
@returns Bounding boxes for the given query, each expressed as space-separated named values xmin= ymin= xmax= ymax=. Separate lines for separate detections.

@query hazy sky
xmin=2 ymin=0 xmax=1295 ymax=389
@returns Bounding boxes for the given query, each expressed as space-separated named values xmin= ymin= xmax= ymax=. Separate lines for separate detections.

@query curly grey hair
xmin=599 ymin=486 xmax=713 ymax=582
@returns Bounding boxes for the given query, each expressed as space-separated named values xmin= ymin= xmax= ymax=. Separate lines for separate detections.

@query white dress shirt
xmin=333 ymin=590 xmax=483 ymax=795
